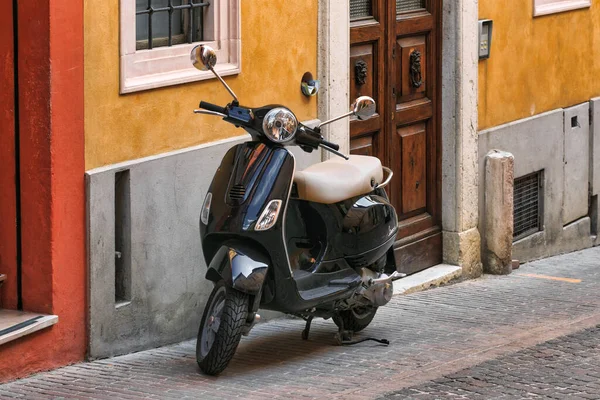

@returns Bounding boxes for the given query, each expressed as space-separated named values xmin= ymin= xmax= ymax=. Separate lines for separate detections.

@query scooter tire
xmin=196 ymin=280 xmax=249 ymax=375
xmin=334 ymin=307 xmax=378 ymax=333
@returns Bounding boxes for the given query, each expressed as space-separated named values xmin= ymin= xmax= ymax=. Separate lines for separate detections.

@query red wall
xmin=0 ymin=0 xmax=86 ymax=382
xmin=0 ymin=0 xmax=18 ymax=310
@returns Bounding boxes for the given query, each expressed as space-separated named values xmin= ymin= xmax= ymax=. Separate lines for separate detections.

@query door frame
xmin=317 ymin=0 xmax=482 ymax=277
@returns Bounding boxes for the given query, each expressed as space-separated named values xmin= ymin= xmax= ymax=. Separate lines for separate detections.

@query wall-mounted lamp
xmin=478 ymin=19 xmax=493 ymax=60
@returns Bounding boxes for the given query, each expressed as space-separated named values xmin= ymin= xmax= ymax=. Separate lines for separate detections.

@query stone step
xmin=0 ymin=309 xmax=58 ymax=346
xmin=392 ymin=264 xmax=463 ymax=296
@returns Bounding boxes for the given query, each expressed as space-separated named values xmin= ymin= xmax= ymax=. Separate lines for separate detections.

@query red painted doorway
xmin=0 ymin=0 xmax=19 ymax=310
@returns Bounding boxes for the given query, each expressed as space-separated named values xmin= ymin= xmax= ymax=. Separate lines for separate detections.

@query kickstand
xmin=333 ymin=316 xmax=354 ymax=345
xmin=301 ymin=316 xmax=313 ymax=340
xmin=334 ymin=315 xmax=390 ymax=347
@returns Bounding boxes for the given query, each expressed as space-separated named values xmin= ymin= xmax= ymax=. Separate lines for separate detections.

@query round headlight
xmin=262 ymin=108 xmax=298 ymax=143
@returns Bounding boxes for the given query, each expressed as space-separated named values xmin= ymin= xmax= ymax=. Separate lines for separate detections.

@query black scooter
xmin=192 ymin=45 xmax=404 ymax=375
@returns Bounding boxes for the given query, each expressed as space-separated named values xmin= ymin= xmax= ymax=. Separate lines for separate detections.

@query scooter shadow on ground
xmin=199 ymin=319 xmax=389 ymax=376
xmin=210 ymin=323 xmax=333 ymax=374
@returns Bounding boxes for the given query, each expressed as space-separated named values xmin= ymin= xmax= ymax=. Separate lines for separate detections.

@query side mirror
xmin=190 ymin=44 xmax=238 ymax=102
xmin=191 ymin=44 xmax=217 ymax=71
xmin=352 ymin=96 xmax=376 ymax=121
xmin=317 ymin=96 xmax=377 ymax=129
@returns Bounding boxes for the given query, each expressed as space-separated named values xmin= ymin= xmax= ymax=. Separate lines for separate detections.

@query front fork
xmin=241 ymin=289 xmax=263 ymax=336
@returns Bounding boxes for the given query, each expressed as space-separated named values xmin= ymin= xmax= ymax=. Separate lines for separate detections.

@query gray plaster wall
xmin=478 ymin=105 xmax=595 ymax=264
xmin=86 ymin=133 xmax=320 ymax=359
xmin=591 ymin=98 xmax=600 ymax=244
xmin=563 ymin=103 xmax=590 ymax=225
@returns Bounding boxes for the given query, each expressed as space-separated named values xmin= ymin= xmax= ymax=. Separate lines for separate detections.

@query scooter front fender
xmin=205 ymin=243 xmax=269 ymax=295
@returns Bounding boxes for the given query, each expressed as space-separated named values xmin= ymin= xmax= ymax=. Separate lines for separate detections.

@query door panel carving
xmin=399 ymin=124 xmax=427 ymax=214
xmin=350 ymin=133 xmax=378 ymax=157
xmin=396 ymin=36 xmax=427 ymax=102
xmin=350 ymin=44 xmax=376 ymax=106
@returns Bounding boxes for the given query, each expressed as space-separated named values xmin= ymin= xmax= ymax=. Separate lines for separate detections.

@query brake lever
xmin=194 ymin=109 xmax=227 ymax=118
xmin=321 ymin=144 xmax=349 ymax=160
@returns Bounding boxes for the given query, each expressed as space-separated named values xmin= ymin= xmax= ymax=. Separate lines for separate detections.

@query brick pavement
xmin=1 ymin=247 xmax=600 ymax=399
xmin=382 ymin=325 xmax=600 ymax=399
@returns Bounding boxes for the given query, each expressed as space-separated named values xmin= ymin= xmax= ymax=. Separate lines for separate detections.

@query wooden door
xmin=350 ymin=0 xmax=442 ymax=274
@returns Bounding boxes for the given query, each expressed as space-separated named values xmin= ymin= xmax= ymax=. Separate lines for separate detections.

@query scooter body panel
xmin=285 ymin=191 xmax=397 ymax=271
xmin=201 ymin=141 xmax=295 ymax=298
xmin=201 ymin=141 xmax=399 ymax=316
xmin=200 ymin=141 xmax=369 ymax=314
xmin=205 ymin=244 xmax=269 ymax=295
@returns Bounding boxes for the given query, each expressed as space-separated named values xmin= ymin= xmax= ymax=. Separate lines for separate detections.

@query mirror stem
xmin=317 ymin=111 xmax=353 ymax=129
xmin=209 ymin=67 xmax=239 ymax=103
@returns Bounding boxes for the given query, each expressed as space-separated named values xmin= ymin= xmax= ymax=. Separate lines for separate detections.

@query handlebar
xmin=195 ymin=103 xmax=345 ymax=157
xmin=320 ymin=139 xmax=339 ymax=151
xmin=199 ymin=101 xmax=227 ymax=115
xmin=296 ymin=126 xmax=340 ymax=151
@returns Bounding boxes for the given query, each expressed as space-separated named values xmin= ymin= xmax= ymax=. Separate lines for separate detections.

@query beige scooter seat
xmin=294 ymin=155 xmax=384 ymax=204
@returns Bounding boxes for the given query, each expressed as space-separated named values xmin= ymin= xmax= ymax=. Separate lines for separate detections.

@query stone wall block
xmin=443 ymin=228 xmax=482 ymax=279
xmin=483 ymin=150 xmax=514 ymax=275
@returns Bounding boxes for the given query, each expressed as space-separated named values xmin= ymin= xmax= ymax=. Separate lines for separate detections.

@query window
xmin=534 ymin=0 xmax=590 ymax=16
xmin=135 ymin=0 xmax=208 ymax=50
xmin=120 ymin=0 xmax=240 ymax=93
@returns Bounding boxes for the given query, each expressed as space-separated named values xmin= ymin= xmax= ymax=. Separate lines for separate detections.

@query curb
xmin=393 ymin=264 xmax=463 ymax=296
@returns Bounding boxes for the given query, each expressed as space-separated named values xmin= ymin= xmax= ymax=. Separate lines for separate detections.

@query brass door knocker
xmin=355 ymin=59 xmax=368 ymax=86
xmin=409 ymin=50 xmax=423 ymax=88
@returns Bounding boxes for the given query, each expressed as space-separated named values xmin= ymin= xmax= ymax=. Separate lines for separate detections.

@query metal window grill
xmin=397 ymin=0 xmax=426 ymax=13
xmin=350 ymin=0 xmax=373 ymax=20
xmin=513 ymin=171 xmax=543 ymax=240
xmin=136 ymin=0 xmax=209 ymax=50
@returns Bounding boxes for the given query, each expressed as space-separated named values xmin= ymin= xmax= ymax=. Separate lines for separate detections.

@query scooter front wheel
xmin=196 ymin=280 xmax=249 ymax=375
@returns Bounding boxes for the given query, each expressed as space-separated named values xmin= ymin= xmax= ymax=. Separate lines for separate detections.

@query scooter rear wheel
xmin=196 ymin=280 xmax=249 ymax=375
xmin=334 ymin=306 xmax=378 ymax=332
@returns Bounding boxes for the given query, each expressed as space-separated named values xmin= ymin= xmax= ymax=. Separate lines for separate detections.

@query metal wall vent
xmin=513 ymin=171 xmax=543 ymax=241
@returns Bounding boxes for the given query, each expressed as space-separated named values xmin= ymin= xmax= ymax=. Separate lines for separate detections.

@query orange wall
xmin=478 ymin=0 xmax=600 ymax=130
xmin=85 ymin=0 xmax=318 ymax=169
xmin=0 ymin=0 xmax=86 ymax=382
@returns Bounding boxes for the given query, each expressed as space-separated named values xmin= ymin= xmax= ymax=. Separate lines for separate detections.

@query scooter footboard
xmin=205 ymin=242 xmax=269 ymax=295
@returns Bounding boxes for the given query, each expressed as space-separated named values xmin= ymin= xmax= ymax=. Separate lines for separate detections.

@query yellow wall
xmin=479 ymin=0 xmax=600 ymax=130
xmin=85 ymin=1 xmax=318 ymax=169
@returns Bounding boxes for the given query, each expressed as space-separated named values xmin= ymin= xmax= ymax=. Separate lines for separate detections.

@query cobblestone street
xmin=1 ymin=247 xmax=600 ymax=399
xmin=383 ymin=325 xmax=600 ymax=399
